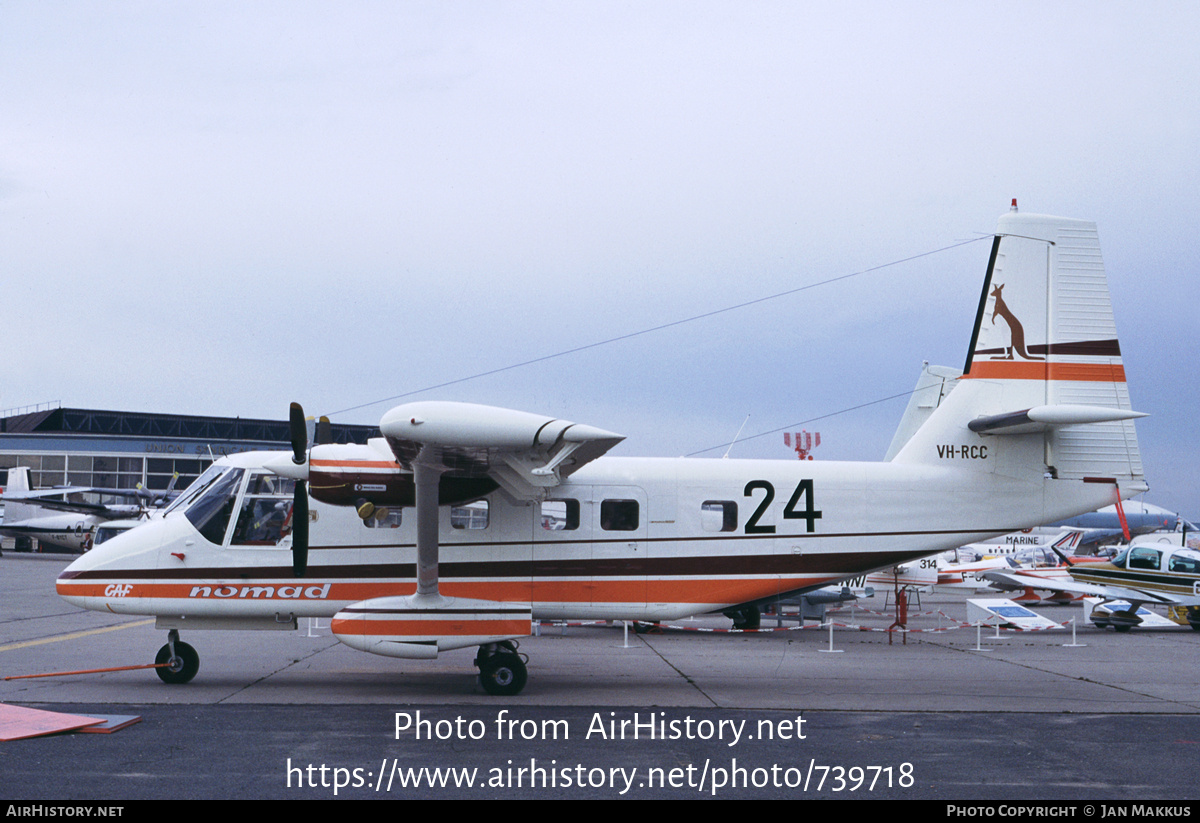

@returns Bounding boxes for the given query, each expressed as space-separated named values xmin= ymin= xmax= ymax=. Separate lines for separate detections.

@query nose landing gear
xmin=155 ymin=629 xmax=200 ymax=684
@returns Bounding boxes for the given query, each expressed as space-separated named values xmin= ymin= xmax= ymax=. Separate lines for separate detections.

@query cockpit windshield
xmin=184 ymin=468 xmax=245 ymax=545
xmin=163 ymin=463 xmax=226 ymax=516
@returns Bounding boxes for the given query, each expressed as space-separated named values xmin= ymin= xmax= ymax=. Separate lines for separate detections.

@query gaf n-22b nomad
xmin=58 ymin=205 xmax=1149 ymax=694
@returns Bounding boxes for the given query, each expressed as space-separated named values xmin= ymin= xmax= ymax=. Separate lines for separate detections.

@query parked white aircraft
xmin=0 ymin=468 xmax=173 ymax=552
xmin=936 ymin=529 xmax=1085 ymax=591
xmin=985 ymin=532 xmax=1200 ymax=630
xmin=57 ymin=206 xmax=1149 ymax=694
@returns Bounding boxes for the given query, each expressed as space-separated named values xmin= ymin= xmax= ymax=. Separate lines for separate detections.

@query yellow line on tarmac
xmin=0 ymin=619 xmax=155 ymax=652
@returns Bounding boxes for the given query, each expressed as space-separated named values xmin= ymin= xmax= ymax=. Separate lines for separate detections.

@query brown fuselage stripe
xmin=57 ymin=550 xmax=935 ymax=581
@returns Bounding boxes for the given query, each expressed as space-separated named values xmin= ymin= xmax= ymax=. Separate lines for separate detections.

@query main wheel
xmin=155 ymin=641 xmax=200 ymax=684
xmin=1112 ymin=609 xmax=1140 ymax=633
xmin=478 ymin=653 xmax=527 ymax=696
xmin=725 ymin=605 xmax=761 ymax=631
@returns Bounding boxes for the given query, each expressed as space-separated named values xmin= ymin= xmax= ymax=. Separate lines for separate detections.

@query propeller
xmin=288 ymin=402 xmax=310 ymax=578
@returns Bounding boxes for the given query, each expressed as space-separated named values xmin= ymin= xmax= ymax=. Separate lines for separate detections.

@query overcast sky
xmin=3 ymin=2 xmax=1198 ymax=516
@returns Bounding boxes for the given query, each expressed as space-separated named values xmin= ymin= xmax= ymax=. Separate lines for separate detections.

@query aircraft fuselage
xmin=57 ymin=450 xmax=1121 ymax=624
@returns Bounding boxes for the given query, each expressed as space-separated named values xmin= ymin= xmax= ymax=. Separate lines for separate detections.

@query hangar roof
xmin=0 ymin=407 xmax=377 ymax=445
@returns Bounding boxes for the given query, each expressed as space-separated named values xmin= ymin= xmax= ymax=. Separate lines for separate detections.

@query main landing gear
xmin=475 ymin=640 xmax=528 ymax=696
xmin=151 ymin=630 xmax=532 ymax=694
xmin=724 ymin=604 xmax=761 ymax=631
xmin=155 ymin=629 xmax=200 ymax=684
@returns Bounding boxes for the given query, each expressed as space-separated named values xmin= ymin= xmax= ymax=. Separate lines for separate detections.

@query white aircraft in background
xmin=0 ymin=468 xmax=176 ymax=552
xmin=985 ymin=531 xmax=1200 ymax=630
xmin=936 ymin=529 xmax=1086 ymax=592
xmin=58 ymin=206 xmax=1151 ymax=695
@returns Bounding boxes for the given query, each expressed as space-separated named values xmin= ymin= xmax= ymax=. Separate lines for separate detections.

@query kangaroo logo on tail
xmin=989 ymin=283 xmax=1044 ymax=361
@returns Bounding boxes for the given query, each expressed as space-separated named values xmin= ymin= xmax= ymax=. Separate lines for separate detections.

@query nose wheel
xmin=475 ymin=640 xmax=528 ymax=696
xmin=155 ymin=630 xmax=200 ymax=684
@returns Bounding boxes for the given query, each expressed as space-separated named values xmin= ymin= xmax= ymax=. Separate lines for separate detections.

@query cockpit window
xmin=1127 ymin=546 xmax=1162 ymax=571
xmin=94 ymin=524 xmax=134 ymax=546
xmin=230 ymin=472 xmax=297 ymax=547
xmin=184 ymin=468 xmax=245 ymax=545
xmin=164 ymin=463 xmax=224 ymax=516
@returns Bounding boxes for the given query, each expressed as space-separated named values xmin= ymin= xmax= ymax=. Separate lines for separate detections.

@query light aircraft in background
xmin=985 ymin=532 xmax=1200 ymax=630
xmin=0 ymin=468 xmax=178 ymax=552
xmin=936 ymin=529 xmax=1086 ymax=592
xmin=58 ymin=206 xmax=1151 ymax=694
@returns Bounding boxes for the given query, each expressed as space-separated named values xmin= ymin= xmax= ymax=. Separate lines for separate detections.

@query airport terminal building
xmin=0 ymin=405 xmax=378 ymax=493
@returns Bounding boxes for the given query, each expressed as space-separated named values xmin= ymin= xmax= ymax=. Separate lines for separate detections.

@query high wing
xmin=0 ymin=472 xmax=180 ymax=518
xmin=269 ymin=401 xmax=625 ymax=509
xmin=263 ymin=401 xmax=624 ymax=689
xmin=981 ymin=569 xmax=1200 ymax=608
xmin=379 ymin=401 xmax=625 ymax=500
xmin=0 ymin=490 xmax=144 ymax=519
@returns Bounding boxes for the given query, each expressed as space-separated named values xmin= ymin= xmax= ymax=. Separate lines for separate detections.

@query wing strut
xmin=413 ymin=447 xmax=445 ymax=600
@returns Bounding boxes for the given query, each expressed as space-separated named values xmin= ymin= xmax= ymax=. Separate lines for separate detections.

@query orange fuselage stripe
xmin=58 ymin=576 xmax=832 ymax=605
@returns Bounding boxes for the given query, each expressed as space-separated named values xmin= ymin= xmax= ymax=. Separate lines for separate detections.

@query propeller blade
xmin=316 ymin=415 xmax=332 ymax=446
xmin=292 ymin=480 xmax=309 ymax=577
xmin=288 ymin=402 xmax=307 ymax=466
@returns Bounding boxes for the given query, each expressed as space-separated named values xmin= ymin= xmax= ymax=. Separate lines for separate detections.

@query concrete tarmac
xmin=3 ymin=554 xmax=1199 ymax=800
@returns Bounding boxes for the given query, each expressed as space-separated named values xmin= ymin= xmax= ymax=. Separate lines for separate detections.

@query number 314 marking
xmin=743 ymin=479 xmax=822 ymax=534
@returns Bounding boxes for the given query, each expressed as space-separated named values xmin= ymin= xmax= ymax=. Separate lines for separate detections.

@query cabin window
xmin=1169 ymin=549 xmax=1200 ymax=574
xmin=600 ymin=499 xmax=639 ymax=531
xmin=451 ymin=500 xmax=489 ymax=530
xmin=1127 ymin=546 xmax=1162 ymax=571
xmin=364 ymin=508 xmax=403 ymax=529
xmin=701 ymin=501 xmax=738 ymax=532
xmin=541 ymin=499 xmax=580 ymax=531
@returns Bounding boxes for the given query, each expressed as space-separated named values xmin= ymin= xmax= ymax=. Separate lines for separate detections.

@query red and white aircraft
xmin=57 ymin=206 xmax=1149 ymax=694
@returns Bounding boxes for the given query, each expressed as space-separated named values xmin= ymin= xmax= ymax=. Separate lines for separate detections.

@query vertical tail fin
xmin=1 ymin=467 xmax=37 ymax=524
xmin=6 ymin=466 xmax=31 ymax=493
xmin=897 ymin=207 xmax=1146 ymax=489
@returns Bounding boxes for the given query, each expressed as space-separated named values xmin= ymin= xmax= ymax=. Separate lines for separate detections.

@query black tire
xmin=478 ymin=653 xmax=527 ymax=696
xmin=726 ymin=605 xmax=761 ymax=631
xmin=1112 ymin=610 xmax=1140 ymax=633
xmin=155 ymin=641 xmax=200 ymax=684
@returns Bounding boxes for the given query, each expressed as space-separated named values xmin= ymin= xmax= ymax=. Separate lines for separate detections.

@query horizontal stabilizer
xmin=967 ymin=404 xmax=1148 ymax=435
